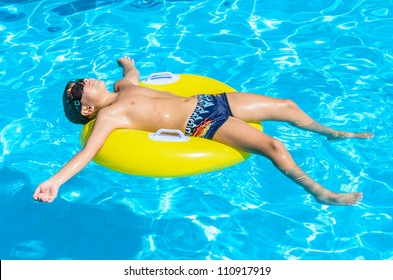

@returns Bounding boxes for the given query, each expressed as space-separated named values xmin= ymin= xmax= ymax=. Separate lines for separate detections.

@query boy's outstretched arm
xmin=33 ymin=114 xmax=116 ymax=203
xmin=115 ymin=56 xmax=140 ymax=88
xmin=33 ymin=148 xmax=95 ymax=203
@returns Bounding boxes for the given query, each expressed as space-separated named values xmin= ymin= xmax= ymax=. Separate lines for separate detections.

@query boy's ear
xmin=81 ymin=105 xmax=95 ymax=117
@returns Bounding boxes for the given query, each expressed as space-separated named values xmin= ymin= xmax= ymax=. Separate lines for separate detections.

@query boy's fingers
xmin=33 ymin=187 xmax=41 ymax=198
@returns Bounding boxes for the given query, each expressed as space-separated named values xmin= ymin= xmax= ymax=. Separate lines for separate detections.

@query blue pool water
xmin=0 ymin=0 xmax=392 ymax=260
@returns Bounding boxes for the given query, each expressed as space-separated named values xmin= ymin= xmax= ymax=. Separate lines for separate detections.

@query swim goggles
xmin=66 ymin=78 xmax=85 ymax=112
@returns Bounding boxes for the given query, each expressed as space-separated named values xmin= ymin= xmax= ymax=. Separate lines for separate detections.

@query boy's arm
xmin=114 ymin=56 xmax=140 ymax=90
xmin=33 ymin=113 xmax=117 ymax=203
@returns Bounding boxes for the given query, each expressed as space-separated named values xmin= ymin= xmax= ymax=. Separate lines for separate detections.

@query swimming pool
xmin=0 ymin=0 xmax=392 ymax=260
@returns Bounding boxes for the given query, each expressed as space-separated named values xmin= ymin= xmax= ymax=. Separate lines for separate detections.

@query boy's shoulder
xmin=113 ymin=78 xmax=140 ymax=92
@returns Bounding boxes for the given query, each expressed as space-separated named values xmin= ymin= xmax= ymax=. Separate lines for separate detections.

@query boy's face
xmin=79 ymin=78 xmax=106 ymax=106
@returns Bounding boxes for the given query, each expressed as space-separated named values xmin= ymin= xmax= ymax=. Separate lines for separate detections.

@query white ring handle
xmin=149 ymin=129 xmax=190 ymax=142
xmin=143 ymin=72 xmax=180 ymax=85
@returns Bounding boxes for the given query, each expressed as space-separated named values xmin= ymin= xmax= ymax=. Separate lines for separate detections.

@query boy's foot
xmin=315 ymin=191 xmax=363 ymax=206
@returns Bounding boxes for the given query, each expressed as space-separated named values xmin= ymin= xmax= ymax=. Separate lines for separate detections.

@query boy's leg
xmin=226 ymin=92 xmax=374 ymax=139
xmin=213 ymin=117 xmax=362 ymax=205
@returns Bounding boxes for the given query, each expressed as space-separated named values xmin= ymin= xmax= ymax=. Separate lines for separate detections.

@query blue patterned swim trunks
xmin=185 ymin=93 xmax=232 ymax=139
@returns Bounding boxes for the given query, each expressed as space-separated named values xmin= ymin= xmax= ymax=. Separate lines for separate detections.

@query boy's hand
xmin=117 ymin=56 xmax=135 ymax=68
xmin=33 ymin=180 xmax=60 ymax=203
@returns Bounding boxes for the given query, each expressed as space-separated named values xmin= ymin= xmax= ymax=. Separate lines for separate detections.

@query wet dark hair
xmin=62 ymin=79 xmax=90 ymax=125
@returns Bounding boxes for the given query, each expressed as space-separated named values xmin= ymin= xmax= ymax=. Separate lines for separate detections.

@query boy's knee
xmin=268 ymin=138 xmax=286 ymax=153
xmin=282 ymin=99 xmax=299 ymax=112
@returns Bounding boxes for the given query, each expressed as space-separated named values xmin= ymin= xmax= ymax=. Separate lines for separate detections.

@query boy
xmin=33 ymin=56 xmax=373 ymax=205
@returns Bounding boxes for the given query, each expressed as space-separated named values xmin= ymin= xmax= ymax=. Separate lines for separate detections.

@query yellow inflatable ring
xmin=80 ymin=72 xmax=262 ymax=177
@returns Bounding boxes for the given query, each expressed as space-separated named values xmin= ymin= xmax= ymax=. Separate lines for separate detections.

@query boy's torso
xmin=101 ymin=86 xmax=198 ymax=132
